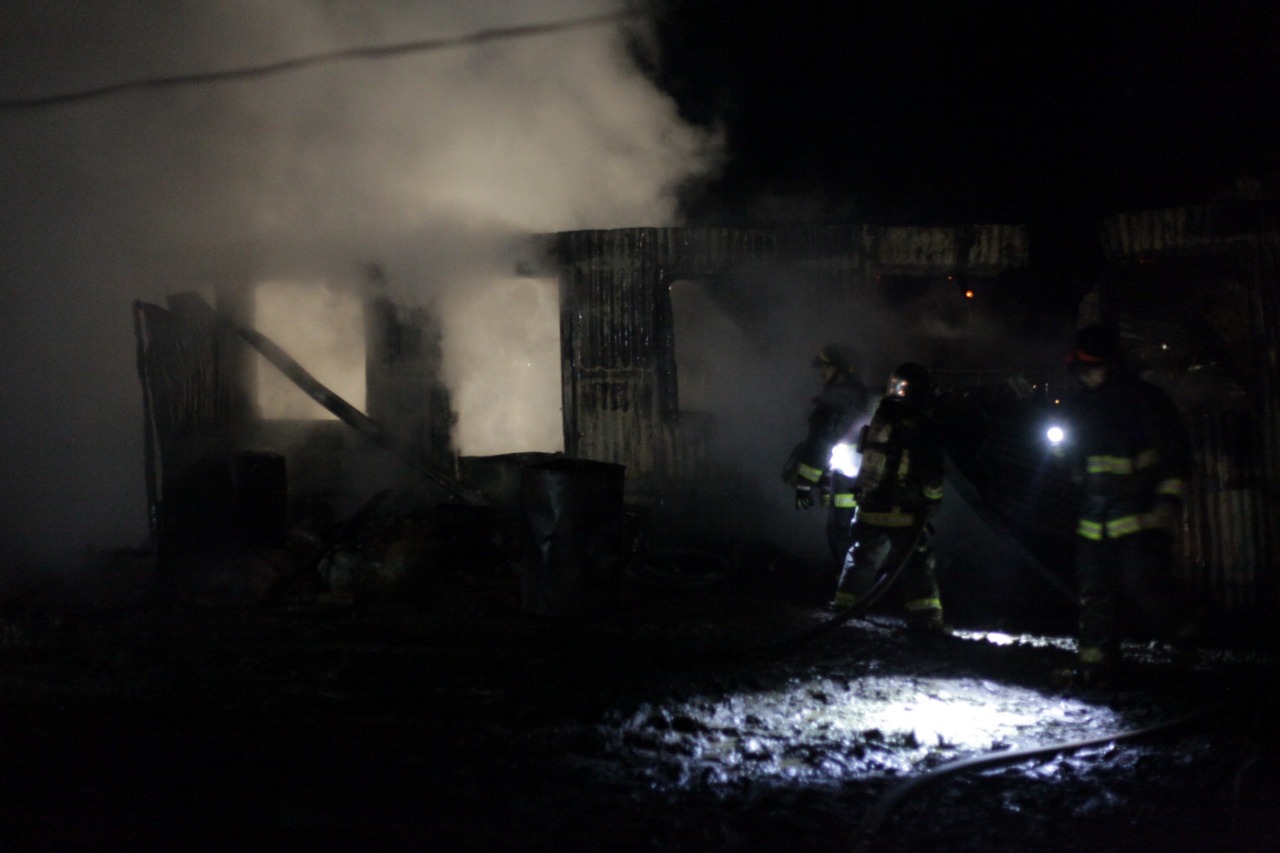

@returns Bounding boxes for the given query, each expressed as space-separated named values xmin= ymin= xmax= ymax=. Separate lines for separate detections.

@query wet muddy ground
xmin=2 ymin=547 xmax=1279 ymax=852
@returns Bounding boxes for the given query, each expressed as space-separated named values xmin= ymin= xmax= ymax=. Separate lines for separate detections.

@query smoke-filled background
xmin=0 ymin=0 xmax=1076 ymax=577
xmin=0 ymin=1 xmax=721 ymax=570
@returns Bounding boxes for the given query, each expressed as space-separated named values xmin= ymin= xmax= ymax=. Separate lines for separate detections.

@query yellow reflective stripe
xmin=1079 ymin=645 xmax=1111 ymax=664
xmin=904 ymin=597 xmax=941 ymax=612
xmin=1085 ymin=455 xmax=1134 ymax=475
xmin=832 ymin=494 xmax=858 ymax=508
xmin=1078 ymin=513 xmax=1171 ymax=539
xmin=797 ymin=463 xmax=824 ymax=483
xmin=1157 ymin=478 xmax=1185 ymax=499
xmin=1077 ymin=519 xmax=1104 ymax=540
xmin=857 ymin=510 xmax=917 ymax=527
xmin=833 ymin=591 xmax=859 ymax=608
xmin=1084 ymin=450 xmax=1162 ymax=475
xmin=922 ymin=484 xmax=944 ymax=501
xmin=1106 ymin=515 xmax=1144 ymax=537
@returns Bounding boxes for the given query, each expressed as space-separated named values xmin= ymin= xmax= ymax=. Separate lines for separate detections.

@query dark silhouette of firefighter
xmin=833 ymin=362 xmax=947 ymax=632
xmin=1052 ymin=323 xmax=1195 ymax=684
xmin=784 ymin=345 xmax=872 ymax=583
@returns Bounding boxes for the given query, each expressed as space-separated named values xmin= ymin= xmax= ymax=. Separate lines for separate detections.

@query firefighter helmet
xmin=1067 ymin=324 xmax=1123 ymax=368
xmin=812 ymin=344 xmax=860 ymax=375
xmin=887 ymin=362 xmax=934 ymax=403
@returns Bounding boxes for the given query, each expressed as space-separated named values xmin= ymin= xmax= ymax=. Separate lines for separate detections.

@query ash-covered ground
xmin=2 ymin=531 xmax=1278 ymax=852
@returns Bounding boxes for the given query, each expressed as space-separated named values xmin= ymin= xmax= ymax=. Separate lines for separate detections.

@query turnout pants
xmin=824 ymin=471 xmax=858 ymax=582
xmin=1077 ymin=530 xmax=1191 ymax=666
xmin=836 ymin=521 xmax=943 ymax=625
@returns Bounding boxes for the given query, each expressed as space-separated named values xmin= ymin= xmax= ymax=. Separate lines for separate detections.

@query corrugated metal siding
xmin=1183 ymin=411 xmax=1268 ymax=612
xmin=1102 ymin=202 xmax=1280 ymax=258
xmin=1103 ymin=203 xmax=1280 ymax=616
xmin=1252 ymin=229 xmax=1280 ymax=592
xmin=554 ymin=225 xmax=1029 ymax=502
xmin=134 ymin=298 xmax=238 ymax=478
xmin=558 ymin=230 xmax=667 ymax=497
xmin=553 ymin=224 xmax=1029 ymax=278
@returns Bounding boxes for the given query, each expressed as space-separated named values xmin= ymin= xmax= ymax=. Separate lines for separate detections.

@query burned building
xmin=132 ymin=223 xmax=1028 ymax=574
xmin=547 ymin=224 xmax=1028 ymax=501
xmin=130 ymin=209 xmax=1280 ymax=637
xmin=7 ymin=207 xmax=1273 ymax=852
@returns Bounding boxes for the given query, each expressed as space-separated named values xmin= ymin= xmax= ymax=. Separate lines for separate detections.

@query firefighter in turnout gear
xmin=784 ymin=345 xmax=872 ymax=583
xmin=832 ymin=362 xmax=947 ymax=632
xmin=1054 ymin=324 xmax=1195 ymax=685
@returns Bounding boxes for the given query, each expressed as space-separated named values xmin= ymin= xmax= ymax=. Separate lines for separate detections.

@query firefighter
xmin=832 ymin=362 xmax=947 ymax=633
xmin=1054 ymin=323 xmax=1195 ymax=685
xmin=784 ymin=345 xmax=872 ymax=583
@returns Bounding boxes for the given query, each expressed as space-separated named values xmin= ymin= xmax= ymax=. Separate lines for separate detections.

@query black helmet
xmin=1067 ymin=324 xmax=1123 ymax=368
xmin=812 ymin=344 xmax=860 ymax=375
xmin=887 ymin=362 xmax=934 ymax=403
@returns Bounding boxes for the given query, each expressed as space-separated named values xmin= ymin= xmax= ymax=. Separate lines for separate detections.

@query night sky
xmin=648 ymin=0 xmax=1280 ymax=229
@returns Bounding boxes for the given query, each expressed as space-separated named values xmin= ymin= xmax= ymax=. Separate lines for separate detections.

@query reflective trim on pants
xmin=1077 ymin=512 xmax=1166 ymax=540
xmin=1079 ymin=645 xmax=1113 ymax=665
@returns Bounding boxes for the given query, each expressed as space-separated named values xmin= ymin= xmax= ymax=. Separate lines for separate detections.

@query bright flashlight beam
xmin=1046 ymin=426 xmax=1065 ymax=445
xmin=830 ymin=442 xmax=861 ymax=477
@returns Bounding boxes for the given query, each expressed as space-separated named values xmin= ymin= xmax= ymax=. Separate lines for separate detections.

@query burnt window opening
xmin=668 ymin=278 xmax=738 ymax=416
xmin=447 ymin=276 xmax=563 ymax=456
xmin=254 ymin=281 xmax=366 ymax=420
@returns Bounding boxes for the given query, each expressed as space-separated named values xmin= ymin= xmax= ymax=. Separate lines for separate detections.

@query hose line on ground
xmin=675 ymin=517 xmax=931 ymax=664
xmin=853 ymin=697 xmax=1230 ymax=848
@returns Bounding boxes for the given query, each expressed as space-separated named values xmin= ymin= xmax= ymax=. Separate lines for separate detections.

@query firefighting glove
xmin=794 ymin=482 xmax=815 ymax=510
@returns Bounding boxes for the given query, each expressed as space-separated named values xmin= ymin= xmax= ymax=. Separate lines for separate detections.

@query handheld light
xmin=829 ymin=442 xmax=861 ymax=477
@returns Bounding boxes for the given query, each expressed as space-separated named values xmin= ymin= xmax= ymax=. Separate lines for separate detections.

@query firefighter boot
xmin=907 ymin=604 xmax=948 ymax=631
xmin=1052 ymin=646 xmax=1120 ymax=691
xmin=829 ymin=590 xmax=859 ymax=612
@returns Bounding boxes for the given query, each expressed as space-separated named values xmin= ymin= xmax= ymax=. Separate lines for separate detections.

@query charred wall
xmin=134 ymin=285 xmax=458 ymax=564
xmin=551 ymin=224 xmax=1029 ymax=519
xmin=1101 ymin=200 xmax=1280 ymax=619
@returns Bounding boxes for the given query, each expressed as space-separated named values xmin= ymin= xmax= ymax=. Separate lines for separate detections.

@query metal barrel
xmin=520 ymin=459 xmax=626 ymax=616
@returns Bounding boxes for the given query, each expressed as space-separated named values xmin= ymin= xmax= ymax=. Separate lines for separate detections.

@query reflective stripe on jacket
xmin=1060 ymin=372 xmax=1190 ymax=540
xmin=853 ymin=396 xmax=944 ymax=526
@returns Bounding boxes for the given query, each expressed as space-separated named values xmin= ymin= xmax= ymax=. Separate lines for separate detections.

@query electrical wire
xmin=0 ymin=9 xmax=640 ymax=111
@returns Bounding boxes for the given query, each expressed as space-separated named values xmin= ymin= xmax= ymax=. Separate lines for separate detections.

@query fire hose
xmin=853 ymin=696 xmax=1230 ymax=849
xmin=666 ymin=515 xmax=931 ymax=664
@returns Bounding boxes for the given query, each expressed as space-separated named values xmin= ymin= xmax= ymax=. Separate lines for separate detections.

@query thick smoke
xmin=0 ymin=1 xmax=720 ymax=570
xmin=672 ymin=269 xmax=1072 ymax=564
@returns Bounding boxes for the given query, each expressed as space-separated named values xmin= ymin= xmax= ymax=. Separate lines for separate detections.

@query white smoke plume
xmin=0 ymin=1 xmax=721 ymax=570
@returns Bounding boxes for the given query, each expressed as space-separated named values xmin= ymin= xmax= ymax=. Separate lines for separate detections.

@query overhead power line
xmin=0 ymin=9 xmax=639 ymax=111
